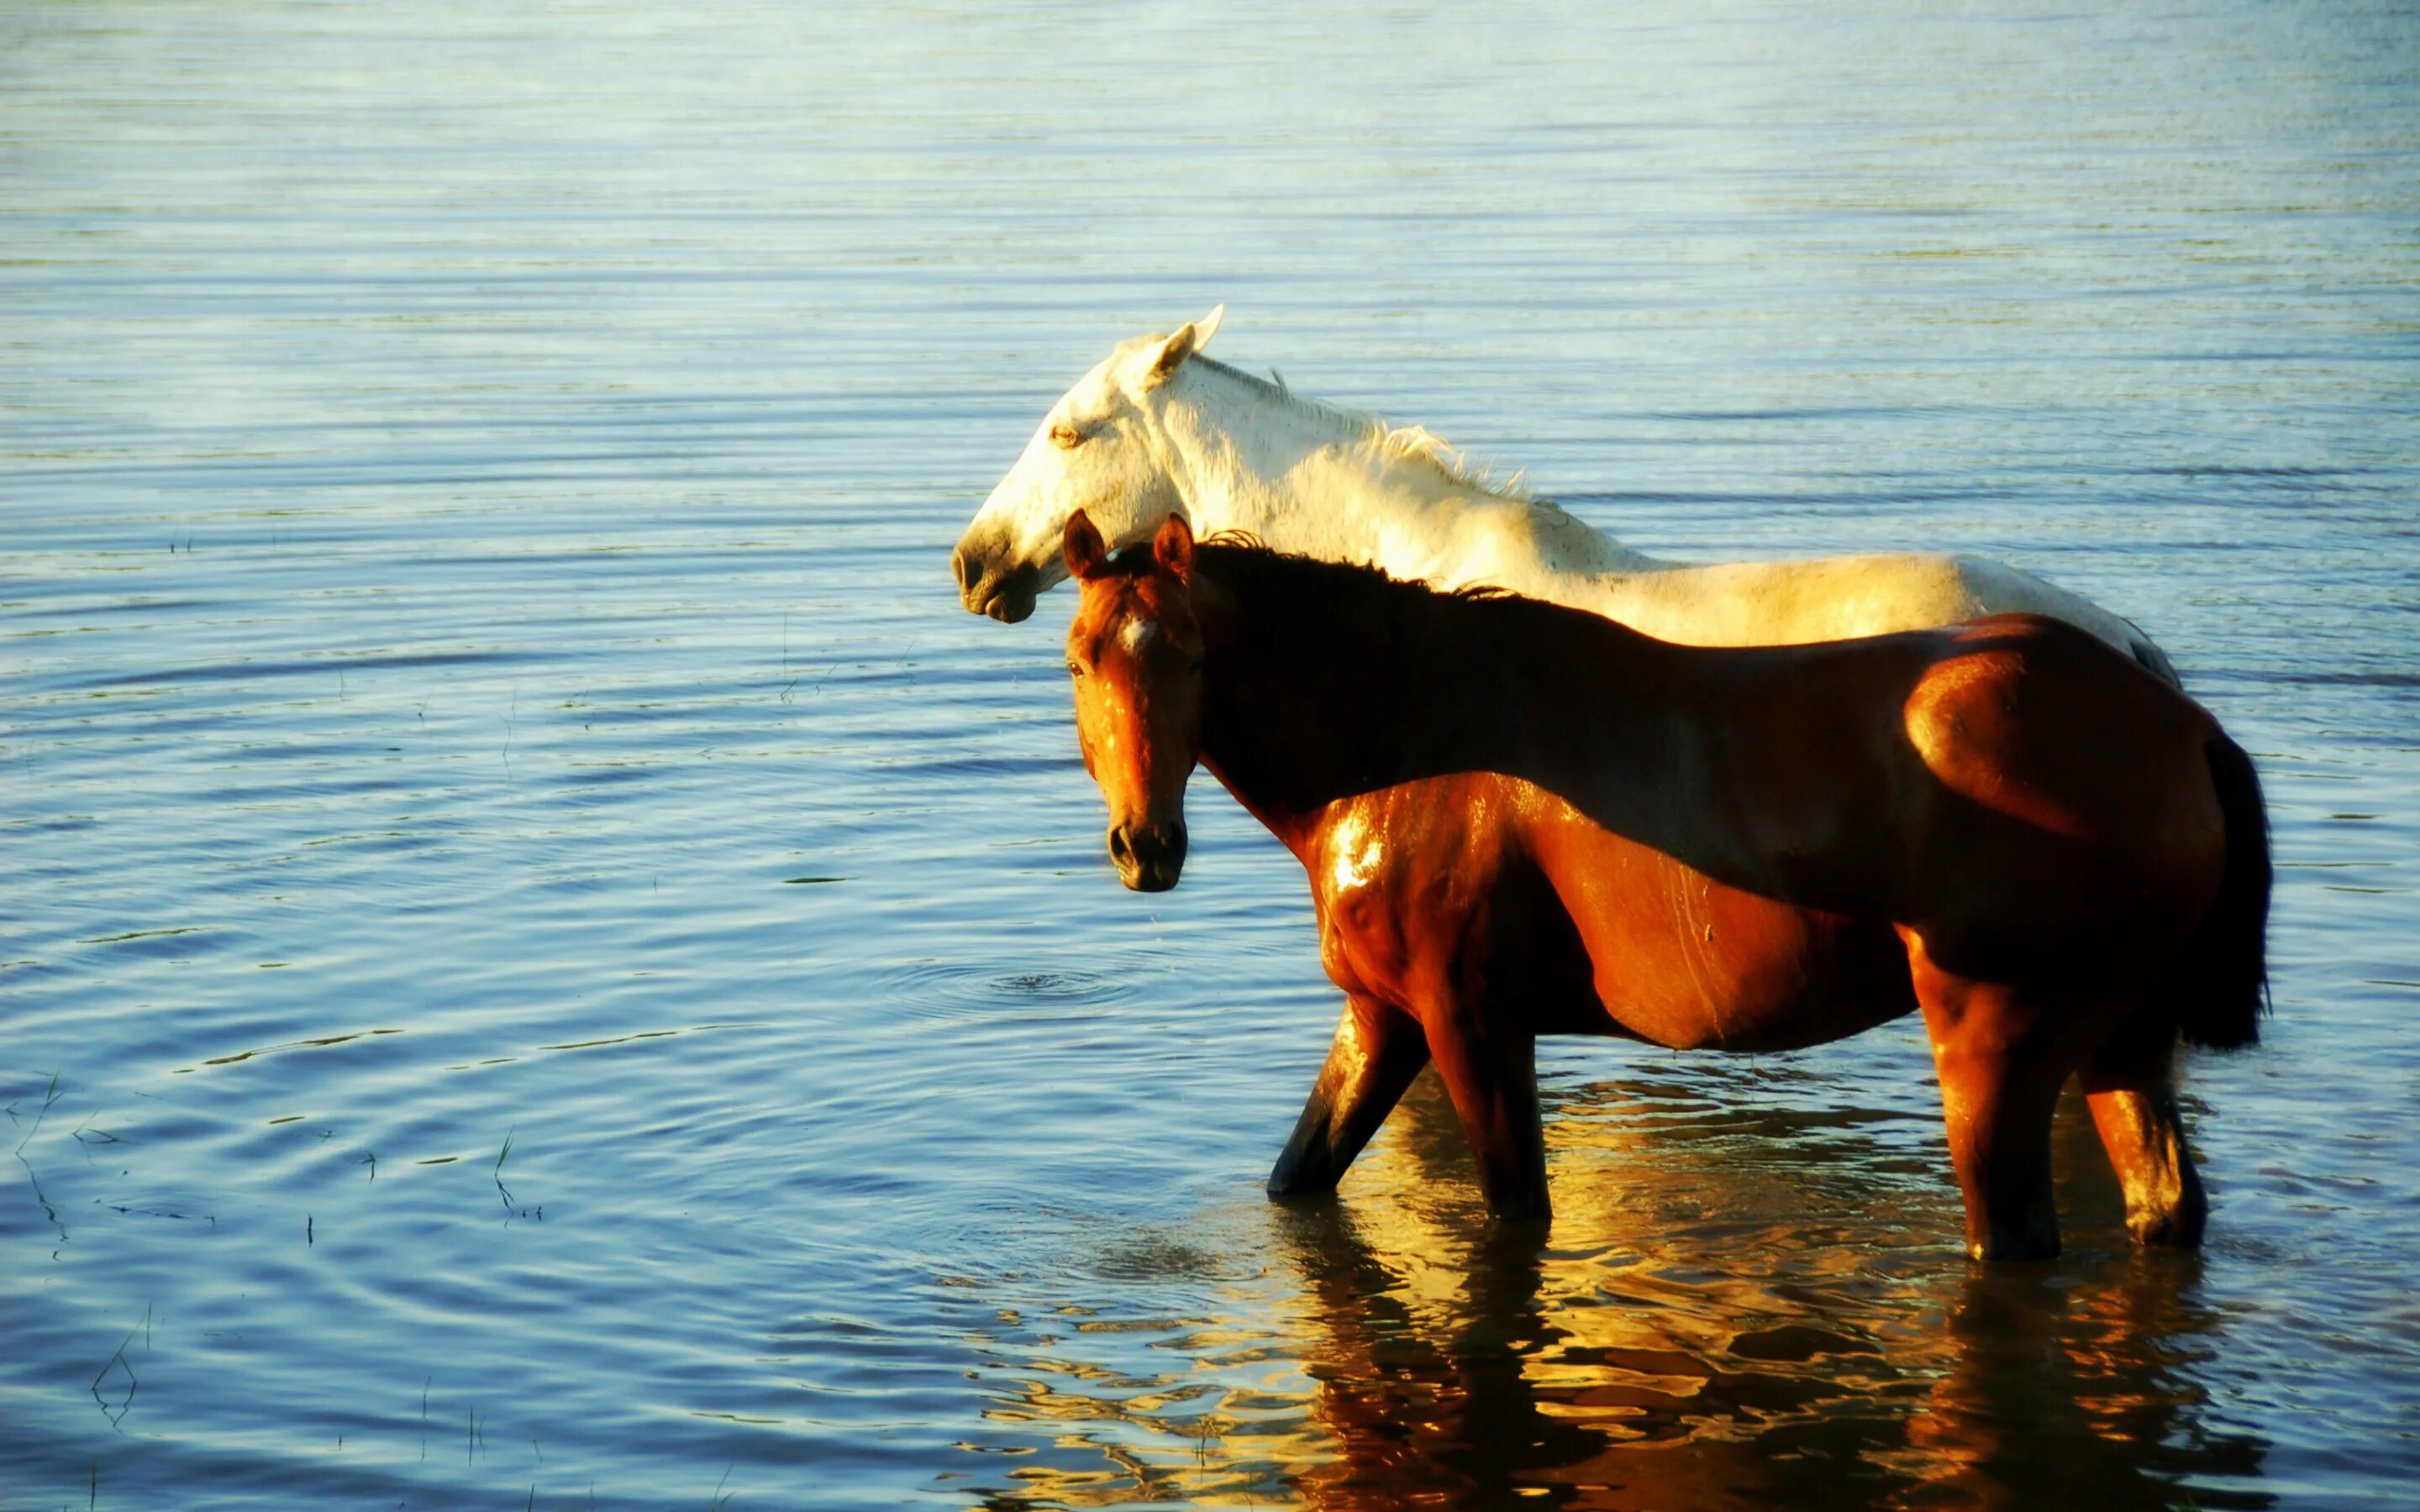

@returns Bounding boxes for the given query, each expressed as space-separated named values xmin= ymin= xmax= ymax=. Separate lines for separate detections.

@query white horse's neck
xmin=1146 ymin=360 xmax=1661 ymax=585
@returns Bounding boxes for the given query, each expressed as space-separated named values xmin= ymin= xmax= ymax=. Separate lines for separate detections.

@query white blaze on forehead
xmin=1118 ymin=618 xmax=1160 ymax=654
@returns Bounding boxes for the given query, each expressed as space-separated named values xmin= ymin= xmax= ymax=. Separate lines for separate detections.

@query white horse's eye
xmin=1049 ymin=423 xmax=1084 ymax=449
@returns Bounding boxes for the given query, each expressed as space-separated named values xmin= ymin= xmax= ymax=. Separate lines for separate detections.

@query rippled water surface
xmin=5 ymin=3 xmax=2417 ymax=1507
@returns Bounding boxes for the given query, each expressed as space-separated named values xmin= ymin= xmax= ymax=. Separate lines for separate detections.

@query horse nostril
xmin=1107 ymin=826 xmax=1134 ymax=867
xmin=954 ymin=548 xmax=978 ymax=592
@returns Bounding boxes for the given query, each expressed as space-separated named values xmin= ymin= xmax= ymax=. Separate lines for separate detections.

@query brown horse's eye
xmin=1065 ymin=659 xmax=1084 ymax=677
xmin=1049 ymin=423 xmax=1083 ymax=449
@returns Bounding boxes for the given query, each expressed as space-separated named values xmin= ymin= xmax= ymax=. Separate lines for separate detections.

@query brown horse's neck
xmin=1188 ymin=548 xmax=1713 ymax=854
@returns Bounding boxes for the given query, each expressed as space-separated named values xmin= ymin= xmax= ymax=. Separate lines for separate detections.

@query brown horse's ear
xmin=1153 ymin=512 xmax=1194 ymax=583
xmin=1064 ymin=510 xmax=1110 ymax=580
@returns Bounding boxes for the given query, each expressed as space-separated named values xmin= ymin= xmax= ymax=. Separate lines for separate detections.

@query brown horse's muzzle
xmin=952 ymin=542 xmax=1042 ymax=623
xmin=1107 ymin=819 xmax=1186 ymax=892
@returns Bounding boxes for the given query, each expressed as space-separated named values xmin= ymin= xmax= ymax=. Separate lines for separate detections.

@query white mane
xmin=955 ymin=314 xmax=2173 ymax=680
xmin=1189 ymin=355 xmax=1533 ymax=502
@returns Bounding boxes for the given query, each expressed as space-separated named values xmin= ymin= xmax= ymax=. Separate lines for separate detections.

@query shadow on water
xmin=967 ymin=1068 xmax=2270 ymax=1509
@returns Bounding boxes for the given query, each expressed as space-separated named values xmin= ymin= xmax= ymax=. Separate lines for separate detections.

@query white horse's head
xmin=952 ymin=307 xmax=1224 ymax=622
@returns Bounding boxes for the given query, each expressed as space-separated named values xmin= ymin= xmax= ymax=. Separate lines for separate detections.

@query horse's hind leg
xmin=1422 ymin=1000 xmax=1550 ymax=1223
xmin=1906 ymin=933 xmax=2088 ymax=1261
xmin=2081 ymin=1021 xmax=2207 ymax=1247
xmin=1269 ymin=995 xmax=1431 ymax=1199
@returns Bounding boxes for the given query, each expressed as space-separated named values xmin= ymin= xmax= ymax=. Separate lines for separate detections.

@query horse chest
xmin=1300 ymin=780 xmax=1549 ymax=1005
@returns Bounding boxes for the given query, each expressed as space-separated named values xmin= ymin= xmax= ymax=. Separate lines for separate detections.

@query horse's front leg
xmin=1269 ymin=994 xmax=1430 ymax=1199
xmin=1423 ymin=1002 xmax=1551 ymax=1223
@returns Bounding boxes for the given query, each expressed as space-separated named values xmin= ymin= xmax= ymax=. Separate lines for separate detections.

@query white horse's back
xmin=1567 ymin=550 xmax=2172 ymax=677
xmin=955 ymin=312 xmax=2177 ymax=683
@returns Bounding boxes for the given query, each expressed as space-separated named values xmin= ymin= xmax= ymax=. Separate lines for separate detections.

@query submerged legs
xmin=1923 ymin=1000 xmax=2070 ymax=1261
xmin=1423 ymin=1006 xmax=1551 ymax=1224
xmin=1267 ymin=926 xmax=2216 ymax=1256
xmin=1265 ymin=991 xmax=1549 ymax=1224
xmin=1904 ymin=932 xmax=2085 ymax=1262
xmin=2082 ymin=1031 xmax=2208 ymax=1247
xmin=1907 ymin=924 xmax=2216 ymax=1258
xmin=1269 ymin=995 xmax=1431 ymax=1198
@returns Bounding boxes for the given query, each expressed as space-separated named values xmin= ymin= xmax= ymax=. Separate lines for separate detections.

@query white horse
xmin=953 ymin=308 xmax=2178 ymax=683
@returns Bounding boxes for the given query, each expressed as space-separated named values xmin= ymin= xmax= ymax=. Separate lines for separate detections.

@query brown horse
xmin=1059 ymin=511 xmax=2269 ymax=1261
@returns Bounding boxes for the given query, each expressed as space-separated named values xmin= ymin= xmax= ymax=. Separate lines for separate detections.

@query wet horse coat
xmin=1060 ymin=513 xmax=2268 ymax=1261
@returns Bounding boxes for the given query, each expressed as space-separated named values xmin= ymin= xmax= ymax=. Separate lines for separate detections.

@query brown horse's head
xmin=1064 ymin=509 xmax=1203 ymax=891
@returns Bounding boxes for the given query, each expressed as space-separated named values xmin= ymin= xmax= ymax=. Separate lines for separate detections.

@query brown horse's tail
xmin=2174 ymin=736 xmax=2271 ymax=1050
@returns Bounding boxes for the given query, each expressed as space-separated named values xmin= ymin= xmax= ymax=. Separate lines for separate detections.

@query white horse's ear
xmin=1143 ymin=306 xmax=1223 ymax=388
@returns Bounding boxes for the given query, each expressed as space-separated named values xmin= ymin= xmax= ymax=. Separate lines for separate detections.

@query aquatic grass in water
xmin=3 ymin=0 xmax=2417 ymax=1507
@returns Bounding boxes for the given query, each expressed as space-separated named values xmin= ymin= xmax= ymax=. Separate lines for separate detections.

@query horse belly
xmin=1534 ymin=814 xmax=1916 ymax=1053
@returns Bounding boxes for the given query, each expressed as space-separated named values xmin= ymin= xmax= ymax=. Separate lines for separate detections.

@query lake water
xmin=4 ymin=3 xmax=2416 ymax=1507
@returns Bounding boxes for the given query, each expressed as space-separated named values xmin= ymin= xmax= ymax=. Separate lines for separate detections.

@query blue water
xmin=4 ymin=3 xmax=2416 ymax=1507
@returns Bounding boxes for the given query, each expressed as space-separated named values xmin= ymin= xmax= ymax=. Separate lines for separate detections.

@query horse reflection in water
xmin=1263 ymin=1071 xmax=2270 ymax=1509
xmin=965 ymin=1071 xmax=2267 ymax=1509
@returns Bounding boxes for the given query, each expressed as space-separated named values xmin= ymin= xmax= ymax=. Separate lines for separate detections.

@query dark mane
xmin=1204 ymin=543 xmax=1460 ymax=650
xmin=1091 ymin=535 xmax=1626 ymax=819
xmin=1197 ymin=542 xmax=1565 ymax=649
xmin=1090 ymin=537 xmax=1566 ymax=659
xmin=1094 ymin=530 xmax=1273 ymax=571
xmin=1109 ymin=541 xmax=1601 ymax=818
